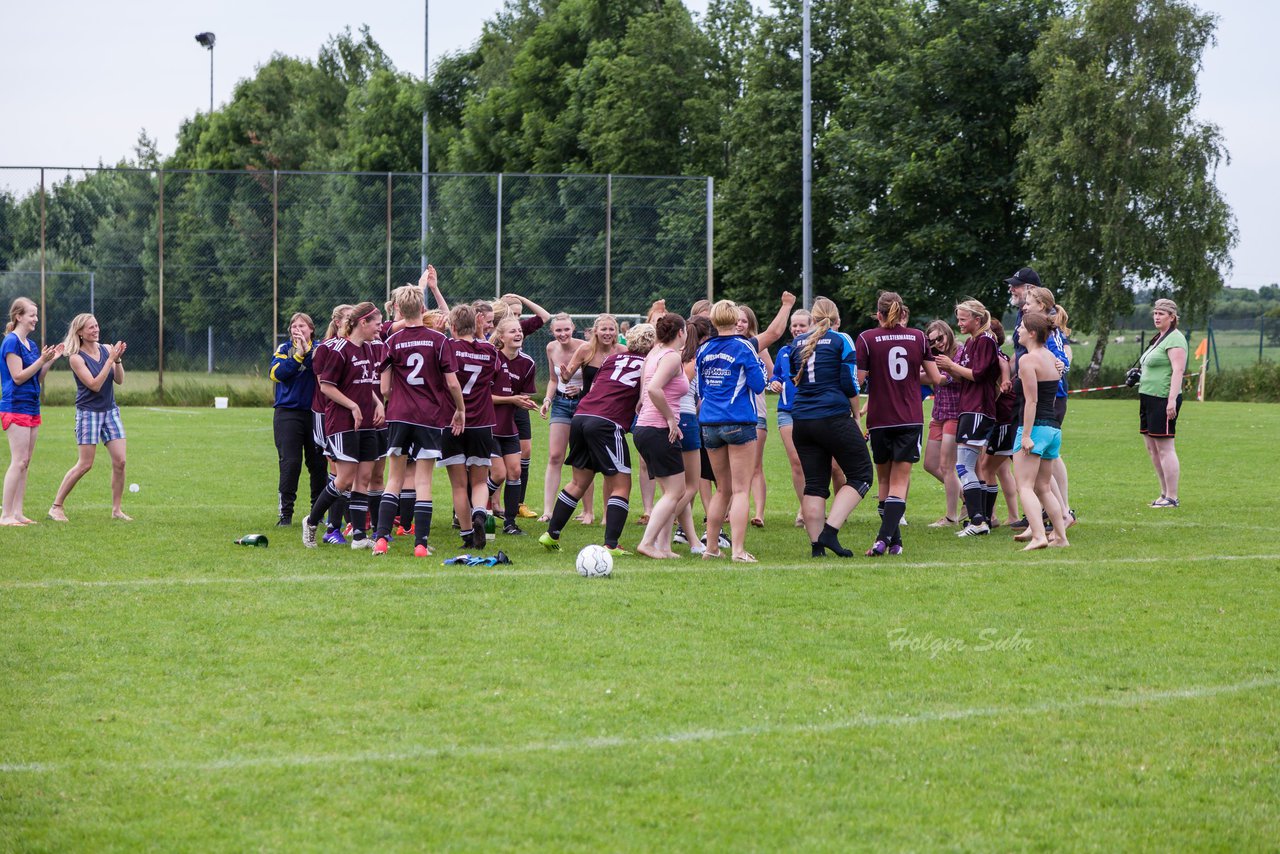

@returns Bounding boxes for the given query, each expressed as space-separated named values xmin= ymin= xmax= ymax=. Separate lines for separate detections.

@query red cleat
xmin=413 ymin=543 xmax=433 ymax=558
xmin=372 ymin=537 xmax=390 ymax=557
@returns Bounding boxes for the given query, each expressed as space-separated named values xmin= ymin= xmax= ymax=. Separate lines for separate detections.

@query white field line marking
xmin=140 ymin=407 xmax=203 ymax=415
xmin=3 ymin=552 xmax=1280 ymax=591
xmin=2 ymin=676 xmax=1276 ymax=775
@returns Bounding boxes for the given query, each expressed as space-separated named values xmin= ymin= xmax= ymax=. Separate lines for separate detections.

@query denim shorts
xmin=756 ymin=416 xmax=767 ymax=432
xmin=700 ymin=422 xmax=757 ymax=450
xmin=678 ymin=412 xmax=701 ymax=451
xmin=549 ymin=395 xmax=579 ymax=424
xmin=776 ymin=409 xmax=793 ymax=429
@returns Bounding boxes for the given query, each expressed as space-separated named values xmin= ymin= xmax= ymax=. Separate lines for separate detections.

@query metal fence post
xmin=1260 ymin=315 xmax=1265 ymax=364
xmin=90 ymin=271 xmax=95 ymax=316
xmin=386 ymin=172 xmax=394 ymax=302
xmin=706 ymin=176 xmax=714 ymax=302
xmin=272 ymin=170 xmax=279 ymax=347
xmin=39 ymin=168 xmax=46 ymax=349
xmin=604 ymin=174 xmax=612 ymax=314
xmin=495 ymin=173 xmax=503 ymax=298
xmin=158 ymin=169 xmax=165 ymax=399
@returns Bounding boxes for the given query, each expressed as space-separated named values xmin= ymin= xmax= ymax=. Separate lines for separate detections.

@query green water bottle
xmin=235 ymin=534 xmax=269 ymax=547
xmin=485 ymin=513 xmax=496 ymax=541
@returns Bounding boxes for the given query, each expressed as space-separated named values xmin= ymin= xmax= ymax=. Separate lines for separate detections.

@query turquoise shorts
xmin=1014 ymin=424 xmax=1062 ymax=460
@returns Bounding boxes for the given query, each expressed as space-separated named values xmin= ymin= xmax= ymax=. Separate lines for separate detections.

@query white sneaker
xmin=350 ymin=536 xmax=374 ymax=550
xmin=673 ymin=526 xmax=689 ymax=545
xmin=302 ymin=518 xmax=318 ymax=548
xmin=956 ymin=521 xmax=990 ymax=537
xmin=689 ymin=543 xmax=706 ymax=556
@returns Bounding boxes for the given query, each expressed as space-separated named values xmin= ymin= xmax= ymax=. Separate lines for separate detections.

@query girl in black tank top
xmin=1013 ymin=313 xmax=1070 ymax=550
xmin=1034 ymin=380 xmax=1060 ymax=427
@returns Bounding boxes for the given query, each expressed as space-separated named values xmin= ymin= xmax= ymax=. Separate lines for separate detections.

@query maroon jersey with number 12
xmin=575 ymin=352 xmax=646 ymax=429
xmin=382 ymin=325 xmax=458 ymax=428
xmin=855 ymin=326 xmax=934 ymax=429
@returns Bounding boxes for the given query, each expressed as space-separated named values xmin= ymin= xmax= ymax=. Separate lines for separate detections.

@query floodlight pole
xmin=195 ymin=32 xmax=216 ymax=114
xmin=801 ymin=0 xmax=813 ymax=309
xmin=421 ymin=1 xmax=430 ymax=272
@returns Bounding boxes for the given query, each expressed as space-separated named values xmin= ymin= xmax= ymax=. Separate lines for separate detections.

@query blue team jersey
xmin=1 ymin=332 xmax=42 ymax=415
xmin=771 ymin=344 xmax=798 ymax=412
xmin=696 ymin=334 xmax=767 ymax=425
xmin=789 ymin=329 xmax=860 ymax=420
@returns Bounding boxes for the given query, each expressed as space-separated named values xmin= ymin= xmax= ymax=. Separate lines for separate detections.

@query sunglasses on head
xmin=928 ymin=336 xmax=944 ymax=345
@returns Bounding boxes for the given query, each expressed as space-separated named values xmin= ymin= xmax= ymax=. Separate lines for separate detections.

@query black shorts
xmin=956 ymin=412 xmax=993 ymax=446
xmin=984 ymin=422 xmax=1016 ymax=456
xmin=869 ymin=424 xmax=923 ymax=465
xmin=1139 ymin=393 xmax=1181 ymax=438
xmin=566 ymin=415 xmax=631 ymax=476
xmin=386 ymin=421 xmax=443 ymax=461
xmin=441 ymin=426 xmax=496 ymax=467
xmin=311 ymin=411 xmax=326 ymax=449
xmin=700 ymin=446 xmax=716 ymax=482
xmin=792 ymin=414 xmax=872 ymax=499
xmin=326 ymin=429 xmax=383 ymax=463
xmin=1053 ymin=395 xmax=1067 ymax=427
xmin=632 ymin=425 xmax=685 ymax=479
xmin=514 ymin=407 xmax=532 ymax=441
xmin=493 ymin=433 xmax=521 ymax=457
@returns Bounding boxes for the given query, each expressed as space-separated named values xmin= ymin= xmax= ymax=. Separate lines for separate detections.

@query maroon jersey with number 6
xmin=493 ymin=350 xmax=538 ymax=436
xmin=954 ymin=331 xmax=1000 ymax=418
xmin=855 ymin=326 xmax=934 ymax=429
xmin=446 ymin=337 xmax=499 ymax=428
xmin=317 ymin=338 xmax=380 ymax=436
xmin=575 ymin=352 xmax=646 ymax=428
xmin=383 ymin=325 xmax=458 ymax=428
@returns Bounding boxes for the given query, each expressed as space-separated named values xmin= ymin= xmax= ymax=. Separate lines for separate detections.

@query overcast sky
xmin=0 ymin=0 xmax=1272 ymax=287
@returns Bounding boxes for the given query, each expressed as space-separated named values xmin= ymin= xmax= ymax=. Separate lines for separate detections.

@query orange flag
xmin=1194 ymin=337 xmax=1208 ymax=359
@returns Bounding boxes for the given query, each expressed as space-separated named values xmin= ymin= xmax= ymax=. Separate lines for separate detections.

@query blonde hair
xmin=491 ymin=315 xmax=521 ymax=347
xmin=790 ymin=308 xmax=812 ymax=326
xmin=876 ymin=291 xmax=908 ymax=328
xmin=62 ymin=313 xmax=95 ymax=358
xmin=423 ymin=309 xmax=446 ymax=331
xmin=738 ymin=304 xmax=759 ymax=337
xmin=625 ymin=322 xmax=656 ymax=355
xmin=6 ymin=297 xmax=36 ymax=335
xmin=581 ymin=313 xmax=619 ymax=365
xmin=393 ymin=285 xmax=425 ymax=321
xmin=491 ymin=300 xmax=513 ymax=325
xmin=341 ymin=302 xmax=379 ymax=337
xmin=325 ymin=304 xmax=354 ymax=340
xmin=1026 ymin=286 xmax=1072 ymax=337
xmin=709 ymin=299 xmax=740 ymax=331
xmin=690 ymin=299 xmax=711 ymax=317
xmin=551 ymin=311 xmax=575 ymax=330
xmin=793 ymin=297 xmax=840 ymax=384
xmin=955 ymin=299 xmax=991 ymax=337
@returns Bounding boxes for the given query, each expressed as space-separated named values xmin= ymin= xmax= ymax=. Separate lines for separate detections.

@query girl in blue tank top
xmin=48 ymin=314 xmax=131 ymax=522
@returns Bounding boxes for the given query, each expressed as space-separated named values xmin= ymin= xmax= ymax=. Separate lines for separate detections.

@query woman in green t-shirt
xmin=1137 ymin=298 xmax=1187 ymax=508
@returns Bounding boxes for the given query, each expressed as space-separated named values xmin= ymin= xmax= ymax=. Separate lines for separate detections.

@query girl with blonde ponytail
xmin=854 ymin=292 xmax=942 ymax=556
xmin=788 ymin=297 xmax=874 ymax=559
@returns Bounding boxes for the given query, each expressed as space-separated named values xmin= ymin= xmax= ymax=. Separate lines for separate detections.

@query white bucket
xmin=214 ymin=397 xmax=229 ymax=409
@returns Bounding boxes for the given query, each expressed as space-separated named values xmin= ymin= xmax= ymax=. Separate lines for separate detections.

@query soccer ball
xmin=576 ymin=544 xmax=613 ymax=578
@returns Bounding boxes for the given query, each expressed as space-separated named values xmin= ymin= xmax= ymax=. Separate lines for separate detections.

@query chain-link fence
xmin=0 ymin=167 xmax=712 ymax=393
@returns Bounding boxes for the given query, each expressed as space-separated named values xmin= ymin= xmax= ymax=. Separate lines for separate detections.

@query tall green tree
xmin=1016 ymin=0 xmax=1235 ymax=383
xmin=822 ymin=0 xmax=1059 ymax=320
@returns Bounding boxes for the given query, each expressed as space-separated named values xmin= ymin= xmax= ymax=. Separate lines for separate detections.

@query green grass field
xmin=3 ymin=400 xmax=1279 ymax=850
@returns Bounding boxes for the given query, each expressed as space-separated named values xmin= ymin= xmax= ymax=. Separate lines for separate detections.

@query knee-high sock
xmin=604 ymin=497 xmax=629 ymax=548
xmin=347 ymin=492 xmax=369 ymax=540
xmin=547 ymin=489 xmax=579 ymax=539
xmin=365 ymin=490 xmax=382 ymax=532
xmin=375 ymin=492 xmax=399 ymax=540
xmin=307 ymin=481 xmax=342 ymax=528
xmin=519 ymin=458 xmax=531 ymax=505
xmin=413 ymin=501 xmax=433 ymax=547
xmin=471 ymin=508 xmax=488 ymax=548
xmin=878 ymin=496 xmax=906 ymax=544
xmin=399 ymin=490 xmax=416 ymax=527
xmin=984 ymin=484 xmax=999 ymax=522
xmin=504 ymin=479 xmax=521 ymax=525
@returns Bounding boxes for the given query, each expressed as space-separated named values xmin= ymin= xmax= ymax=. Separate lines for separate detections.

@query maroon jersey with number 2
xmin=574 ymin=352 xmax=646 ymax=428
xmin=382 ymin=325 xmax=458 ymax=428
xmin=855 ymin=326 xmax=934 ymax=429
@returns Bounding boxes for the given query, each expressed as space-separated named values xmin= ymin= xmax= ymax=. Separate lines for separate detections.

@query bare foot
xmin=1021 ymin=538 xmax=1049 ymax=551
xmin=112 ymin=511 xmax=133 ymax=521
xmin=1049 ymin=537 xmax=1069 ymax=548
xmin=635 ymin=543 xmax=666 ymax=559
xmin=1013 ymin=530 xmax=1033 ymax=542
xmin=19 ymin=516 xmax=37 ymax=525
xmin=0 ymin=518 xmax=26 ymax=527
xmin=48 ymin=506 xmax=68 ymax=522
xmin=577 ymin=515 xmax=595 ymax=526
xmin=660 ymin=550 xmax=680 ymax=559
xmin=731 ymin=552 xmax=758 ymax=563
xmin=701 ymin=549 xmax=724 ymax=560
xmin=537 ymin=514 xmax=550 ymax=523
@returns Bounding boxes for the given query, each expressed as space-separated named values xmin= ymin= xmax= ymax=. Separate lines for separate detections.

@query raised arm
xmin=754 ymin=291 xmax=798 ymax=351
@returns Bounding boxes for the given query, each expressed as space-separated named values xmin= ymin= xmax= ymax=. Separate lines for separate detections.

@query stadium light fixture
xmin=195 ymin=32 xmax=216 ymax=115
